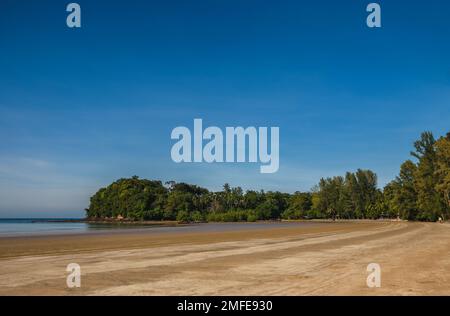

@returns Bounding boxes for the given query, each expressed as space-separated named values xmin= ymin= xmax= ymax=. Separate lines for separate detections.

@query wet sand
xmin=0 ymin=221 xmax=449 ymax=295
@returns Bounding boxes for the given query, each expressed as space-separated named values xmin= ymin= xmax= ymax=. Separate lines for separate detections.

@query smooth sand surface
xmin=0 ymin=221 xmax=449 ymax=296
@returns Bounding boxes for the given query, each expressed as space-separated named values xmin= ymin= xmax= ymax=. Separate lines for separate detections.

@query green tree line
xmin=86 ymin=131 xmax=450 ymax=222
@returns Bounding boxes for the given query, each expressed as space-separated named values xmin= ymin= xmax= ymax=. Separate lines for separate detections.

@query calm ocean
xmin=0 ymin=219 xmax=321 ymax=237
xmin=0 ymin=218 xmax=89 ymax=236
xmin=0 ymin=218 xmax=187 ymax=236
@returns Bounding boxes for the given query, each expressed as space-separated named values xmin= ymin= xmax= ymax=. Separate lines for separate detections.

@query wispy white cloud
xmin=0 ymin=156 xmax=100 ymax=217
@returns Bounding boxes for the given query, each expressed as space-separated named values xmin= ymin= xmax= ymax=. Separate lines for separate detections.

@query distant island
xmin=86 ymin=131 xmax=450 ymax=223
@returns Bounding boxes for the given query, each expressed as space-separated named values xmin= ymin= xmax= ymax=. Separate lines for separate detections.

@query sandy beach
xmin=0 ymin=221 xmax=449 ymax=296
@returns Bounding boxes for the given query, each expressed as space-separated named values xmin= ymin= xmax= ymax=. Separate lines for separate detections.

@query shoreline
xmin=0 ymin=219 xmax=410 ymax=239
xmin=0 ymin=218 xmax=422 ymax=242
xmin=0 ymin=221 xmax=332 ymax=250
xmin=0 ymin=221 xmax=377 ymax=260
xmin=24 ymin=217 xmax=412 ymax=225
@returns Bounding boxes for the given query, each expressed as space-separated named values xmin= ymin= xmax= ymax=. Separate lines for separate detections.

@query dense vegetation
xmin=86 ymin=131 xmax=450 ymax=222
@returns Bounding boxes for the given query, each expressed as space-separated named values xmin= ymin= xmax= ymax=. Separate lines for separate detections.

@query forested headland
xmin=86 ymin=131 xmax=450 ymax=222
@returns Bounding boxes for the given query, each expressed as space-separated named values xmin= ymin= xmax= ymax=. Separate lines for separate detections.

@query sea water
xmin=0 ymin=219 xmax=322 ymax=237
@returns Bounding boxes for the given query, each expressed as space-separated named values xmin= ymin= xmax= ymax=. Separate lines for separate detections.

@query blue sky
xmin=1 ymin=0 xmax=450 ymax=217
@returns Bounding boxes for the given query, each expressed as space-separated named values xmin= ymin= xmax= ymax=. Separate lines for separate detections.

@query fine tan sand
xmin=0 ymin=221 xmax=449 ymax=296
